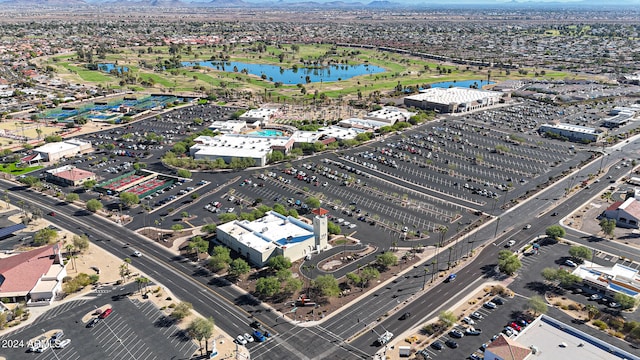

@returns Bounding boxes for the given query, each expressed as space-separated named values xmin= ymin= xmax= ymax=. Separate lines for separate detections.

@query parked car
xmin=564 ymin=259 xmax=577 ymax=267
xmin=98 ymin=308 xmax=112 ymax=319
xmin=445 ymin=339 xmax=458 ymax=348
xmin=417 ymin=349 xmax=431 ymax=359
xmin=236 ymin=335 xmax=247 ymax=345
xmin=431 ymin=341 xmax=443 ymax=350
xmin=469 ymin=354 xmax=482 ymax=360
xmin=462 ymin=316 xmax=475 ymax=325
xmin=449 ymin=329 xmax=464 ymax=338
xmin=590 ymin=293 xmax=603 ymax=301
xmin=465 ymin=327 xmax=482 ymax=336
xmin=493 ymin=297 xmax=505 ymax=305
xmin=509 ymin=322 xmax=522 ymax=332
xmin=50 ymin=330 xmax=64 ymax=342
xmin=87 ymin=317 xmax=99 ymax=328
xmin=483 ymin=301 xmax=497 ymax=309
xmin=470 ymin=312 xmax=484 ymax=320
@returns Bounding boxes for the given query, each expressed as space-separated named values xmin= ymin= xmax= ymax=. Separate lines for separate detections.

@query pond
xmin=428 ymin=79 xmax=495 ymax=89
xmin=98 ymin=63 xmax=129 ymax=73
xmin=181 ymin=60 xmax=385 ymax=85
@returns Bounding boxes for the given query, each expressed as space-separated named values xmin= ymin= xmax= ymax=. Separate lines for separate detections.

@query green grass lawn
xmin=0 ymin=163 xmax=43 ymax=176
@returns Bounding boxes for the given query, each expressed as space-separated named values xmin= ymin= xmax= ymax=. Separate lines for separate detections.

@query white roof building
xmin=364 ymin=106 xmax=415 ymax=125
xmin=317 ymin=126 xmax=364 ymax=140
xmin=539 ymin=123 xmax=602 ymax=143
xmin=404 ymin=87 xmax=503 ymax=113
xmin=572 ymin=262 xmax=640 ymax=299
xmin=216 ymin=211 xmax=327 ymax=267
xmin=208 ymin=120 xmax=246 ymax=134
xmin=338 ymin=117 xmax=390 ymax=130
xmin=507 ymin=315 xmax=640 ymax=360
xmin=190 ymin=134 xmax=293 ymax=167
xmin=33 ymin=139 xmax=92 ymax=162
xmin=239 ymin=107 xmax=281 ymax=124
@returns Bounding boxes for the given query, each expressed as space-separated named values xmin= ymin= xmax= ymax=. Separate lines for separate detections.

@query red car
xmin=48 ymin=211 xmax=55 ymax=216
xmin=99 ymin=308 xmax=113 ymax=319
xmin=509 ymin=322 xmax=522 ymax=332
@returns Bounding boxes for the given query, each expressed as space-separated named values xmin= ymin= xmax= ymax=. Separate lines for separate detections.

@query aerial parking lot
xmin=0 ymin=285 xmax=198 ymax=360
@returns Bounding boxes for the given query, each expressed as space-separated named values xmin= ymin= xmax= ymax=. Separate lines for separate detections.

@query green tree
xmin=187 ymin=236 xmax=209 ymax=257
xmin=614 ymin=292 xmax=637 ymax=310
xmin=171 ymin=224 xmax=184 ymax=231
xmin=376 ymin=252 xmax=398 ymax=270
xmin=268 ymin=255 xmax=292 ymax=272
xmin=599 ymin=218 xmax=616 ymax=238
xmin=73 ymin=234 xmax=90 ymax=253
xmin=255 ymin=276 xmax=281 ymax=297
xmin=86 ymin=199 xmax=103 ymax=213
xmin=83 ymin=179 xmax=96 ymax=191
xmin=171 ymin=301 xmax=193 ymax=321
xmin=276 ymin=269 xmax=293 ymax=282
xmin=177 ymin=169 xmax=192 ymax=178
xmin=586 ymin=304 xmax=599 ymax=320
xmin=360 ymin=266 xmax=380 ymax=288
xmin=439 ymin=310 xmax=456 ymax=327
xmin=119 ymin=192 xmax=140 ymax=208
xmin=202 ymin=223 xmax=217 ymax=234
xmin=527 ymin=295 xmax=548 ymax=316
xmin=228 ymin=258 xmax=251 ymax=278
xmin=313 ymin=274 xmax=340 ymax=298
xmin=305 ymin=197 xmax=321 ymax=209
xmin=327 ymin=221 xmax=341 ymax=235
xmin=217 ymin=213 xmax=237 ymax=223
xmin=187 ymin=317 xmax=215 ymax=356
xmin=65 ymin=193 xmax=79 ymax=203
xmin=568 ymin=246 xmax=592 ymax=262
xmin=34 ymin=228 xmax=58 ymax=245
xmin=498 ymin=250 xmax=522 ymax=276
xmin=545 ymin=225 xmax=565 ymax=240
xmin=283 ymin=278 xmax=303 ymax=294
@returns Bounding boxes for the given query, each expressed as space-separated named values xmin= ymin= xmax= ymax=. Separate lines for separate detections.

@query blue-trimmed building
xmin=216 ymin=211 xmax=328 ymax=267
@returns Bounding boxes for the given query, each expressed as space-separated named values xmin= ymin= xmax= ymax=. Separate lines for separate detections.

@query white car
xmin=236 ymin=335 xmax=247 ymax=345
xmin=243 ymin=333 xmax=254 ymax=343
xmin=132 ymin=250 xmax=142 ymax=257
xmin=53 ymin=339 xmax=71 ymax=349
xmin=505 ymin=240 xmax=516 ymax=248
xmin=462 ymin=316 xmax=475 ymax=325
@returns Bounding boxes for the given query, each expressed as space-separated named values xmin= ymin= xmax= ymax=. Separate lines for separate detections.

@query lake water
xmin=182 ymin=61 xmax=385 ymax=85
xmin=428 ymin=79 xmax=495 ymax=89
xmin=98 ymin=63 xmax=129 ymax=73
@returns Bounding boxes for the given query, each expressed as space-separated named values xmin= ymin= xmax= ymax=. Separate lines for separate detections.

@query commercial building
xmin=487 ymin=314 xmax=640 ymax=360
xmin=363 ymin=106 xmax=415 ymax=125
xmin=33 ymin=139 xmax=92 ymax=163
xmin=338 ymin=117 xmax=390 ymax=131
xmin=46 ymin=165 xmax=96 ymax=187
xmin=208 ymin=120 xmax=246 ymax=134
xmin=190 ymin=134 xmax=293 ymax=167
xmin=403 ymin=87 xmax=503 ymax=113
xmin=572 ymin=262 xmax=640 ymax=299
xmin=239 ymin=107 xmax=281 ymax=127
xmin=216 ymin=210 xmax=328 ymax=267
xmin=601 ymin=198 xmax=640 ymax=229
xmin=0 ymin=243 xmax=66 ymax=305
xmin=538 ymin=123 xmax=603 ymax=143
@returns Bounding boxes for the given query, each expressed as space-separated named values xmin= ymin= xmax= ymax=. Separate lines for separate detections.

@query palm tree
xmin=586 ymin=304 xmax=599 ymax=321
xmin=65 ymin=244 xmax=77 ymax=271
xmin=135 ymin=276 xmax=150 ymax=294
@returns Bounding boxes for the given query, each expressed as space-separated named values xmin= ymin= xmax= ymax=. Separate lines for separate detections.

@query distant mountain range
xmin=1 ymin=0 xmax=638 ymax=8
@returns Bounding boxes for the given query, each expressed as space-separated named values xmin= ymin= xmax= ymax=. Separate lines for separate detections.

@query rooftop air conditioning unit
xmin=530 ymin=345 xmax=540 ymax=354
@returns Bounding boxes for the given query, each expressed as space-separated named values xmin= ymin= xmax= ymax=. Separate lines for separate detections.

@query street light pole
xmin=493 ymin=217 xmax=501 ymax=238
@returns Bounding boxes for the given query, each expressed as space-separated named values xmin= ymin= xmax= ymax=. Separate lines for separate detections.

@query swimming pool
xmin=250 ymin=129 xmax=284 ymax=137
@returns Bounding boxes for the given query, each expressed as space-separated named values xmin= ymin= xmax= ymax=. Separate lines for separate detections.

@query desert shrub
xmin=568 ymin=303 xmax=579 ymax=311
xmin=593 ymin=320 xmax=608 ymax=330
xmin=168 ymin=303 xmax=176 ymax=308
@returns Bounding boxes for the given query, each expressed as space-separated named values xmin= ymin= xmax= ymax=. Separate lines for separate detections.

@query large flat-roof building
xmin=190 ymin=134 xmax=293 ymax=167
xmin=539 ymin=123 xmax=603 ymax=143
xmin=33 ymin=139 xmax=92 ymax=163
xmin=571 ymin=262 xmax=640 ymax=299
xmin=239 ymin=107 xmax=281 ymax=127
xmin=216 ymin=210 xmax=328 ymax=267
xmin=208 ymin=120 xmax=246 ymax=134
xmin=403 ymin=87 xmax=503 ymax=113
xmin=491 ymin=314 xmax=640 ymax=360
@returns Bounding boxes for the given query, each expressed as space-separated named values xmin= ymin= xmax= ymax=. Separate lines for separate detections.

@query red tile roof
xmin=54 ymin=168 xmax=95 ymax=182
xmin=606 ymin=201 xmax=623 ymax=211
xmin=0 ymin=244 xmax=61 ymax=294
xmin=486 ymin=334 xmax=531 ymax=360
